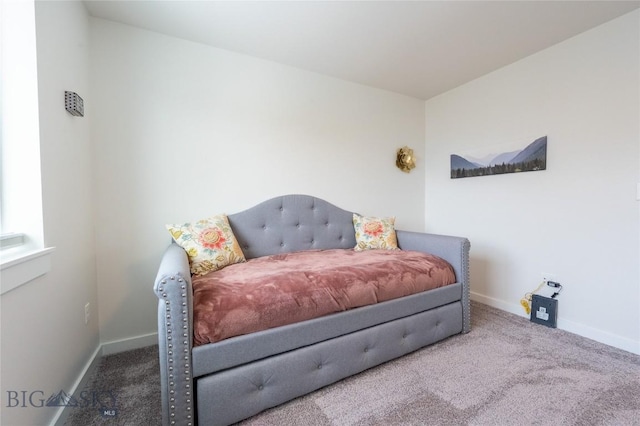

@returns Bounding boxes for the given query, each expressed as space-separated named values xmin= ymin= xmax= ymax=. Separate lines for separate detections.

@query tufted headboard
xmin=227 ymin=194 xmax=357 ymax=260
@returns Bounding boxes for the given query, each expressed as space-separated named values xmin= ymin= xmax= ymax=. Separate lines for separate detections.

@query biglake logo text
xmin=6 ymin=389 xmax=118 ymax=418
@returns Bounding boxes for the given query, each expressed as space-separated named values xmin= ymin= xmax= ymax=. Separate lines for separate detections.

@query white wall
xmin=89 ymin=18 xmax=426 ymax=345
xmin=1 ymin=2 xmax=98 ymax=425
xmin=424 ymin=11 xmax=640 ymax=353
xmin=1 ymin=6 xmax=635 ymax=425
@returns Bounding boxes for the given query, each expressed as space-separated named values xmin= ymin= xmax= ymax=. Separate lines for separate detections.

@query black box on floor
xmin=530 ymin=294 xmax=558 ymax=328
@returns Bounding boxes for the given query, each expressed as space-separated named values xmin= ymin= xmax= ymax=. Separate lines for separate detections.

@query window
xmin=0 ymin=0 xmax=52 ymax=293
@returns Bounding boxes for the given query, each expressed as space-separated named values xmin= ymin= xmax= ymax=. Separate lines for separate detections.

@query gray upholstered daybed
xmin=154 ymin=194 xmax=470 ymax=426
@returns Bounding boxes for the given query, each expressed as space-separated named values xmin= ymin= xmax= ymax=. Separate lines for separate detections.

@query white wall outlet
xmin=84 ymin=302 xmax=90 ymax=325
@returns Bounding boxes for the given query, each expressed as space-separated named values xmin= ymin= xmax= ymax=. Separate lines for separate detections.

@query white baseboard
xmin=471 ymin=291 xmax=640 ymax=355
xmin=50 ymin=333 xmax=158 ymax=426
xmin=471 ymin=292 xmax=528 ymax=318
xmin=101 ymin=332 xmax=158 ymax=356
xmin=51 ymin=345 xmax=102 ymax=426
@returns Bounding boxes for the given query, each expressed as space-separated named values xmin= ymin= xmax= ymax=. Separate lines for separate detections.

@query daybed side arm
xmin=153 ymin=243 xmax=195 ymax=426
xmin=396 ymin=230 xmax=471 ymax=333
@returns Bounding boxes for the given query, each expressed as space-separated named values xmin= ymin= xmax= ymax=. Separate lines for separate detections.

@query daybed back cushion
xmin=228 ymin=195 xmax=356 ymax=259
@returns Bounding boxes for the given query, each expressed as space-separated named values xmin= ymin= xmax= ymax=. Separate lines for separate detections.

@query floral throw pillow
xmin=166 ymin=214 xmax=246 ymax=276
xmin=353 ymin=214 xmax=399 ymax=251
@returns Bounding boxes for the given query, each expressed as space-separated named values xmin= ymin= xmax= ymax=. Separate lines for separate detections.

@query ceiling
xmin=83 ymin=1 xmax=640 ymax=100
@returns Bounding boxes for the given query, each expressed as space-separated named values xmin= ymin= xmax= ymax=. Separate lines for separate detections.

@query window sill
xmin=0 ymin=232 xmax=26 ymax=249
xmin=0 ymin=247 xmax=55 ymax=295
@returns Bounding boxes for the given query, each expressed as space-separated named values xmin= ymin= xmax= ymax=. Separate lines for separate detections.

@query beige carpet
xmin=240 ymin=303 xmax=640 ymax=425
xmin=66 ymin=302 xmax=640 ymax=425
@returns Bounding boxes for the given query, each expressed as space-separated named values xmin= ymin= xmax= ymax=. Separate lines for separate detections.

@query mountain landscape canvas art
xmin=450 ymin=136 xmax=547 ymax=179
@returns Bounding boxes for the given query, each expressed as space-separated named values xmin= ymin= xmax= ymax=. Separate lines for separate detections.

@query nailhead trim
xmin=159 ymin=273 xmax=193 ymax=425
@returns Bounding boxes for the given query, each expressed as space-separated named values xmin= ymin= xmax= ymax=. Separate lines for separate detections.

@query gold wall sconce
xmin=396 ymin=146 xmax=416 ymax=173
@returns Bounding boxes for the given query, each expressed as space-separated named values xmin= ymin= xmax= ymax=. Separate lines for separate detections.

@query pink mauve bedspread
xmin=192 ymin=248 xmax=456 ymax=346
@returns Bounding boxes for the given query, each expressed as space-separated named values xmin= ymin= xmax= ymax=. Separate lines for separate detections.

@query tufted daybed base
xmin=197 ymin=302 xmax=461 ymax=425
xmin=154 ymin=195 xmax=470 ymax=426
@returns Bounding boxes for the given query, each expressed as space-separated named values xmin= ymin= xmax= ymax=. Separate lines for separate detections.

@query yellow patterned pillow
xmin=353 ymin=214 xmax=399 ymax=251
xmin=166 ymin=214 xmax=246 ymax=276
